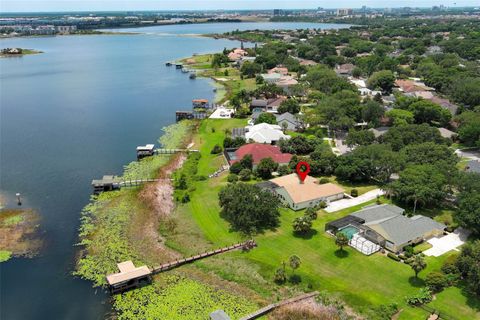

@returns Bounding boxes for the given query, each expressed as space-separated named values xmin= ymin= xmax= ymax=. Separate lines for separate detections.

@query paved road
xmin=325 ymin=189 xmax=385 ymax=213
xmin=454 ymin=149 xmax=480 ymax=161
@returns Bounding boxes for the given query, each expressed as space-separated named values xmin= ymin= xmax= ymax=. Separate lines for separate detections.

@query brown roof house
xmin=259 ymin=174 xmax=345 ymax=210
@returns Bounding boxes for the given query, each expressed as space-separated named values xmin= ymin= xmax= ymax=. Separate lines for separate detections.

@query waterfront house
xmin=244 ymin=123 xmax=290 ymax=144
xmin=326 ymin=204 xmax=446 ymax=254
xmin=259 ymin=174 xmax=345 ymax=211
xmin=225 ymin=143 xmax=292 ymax=168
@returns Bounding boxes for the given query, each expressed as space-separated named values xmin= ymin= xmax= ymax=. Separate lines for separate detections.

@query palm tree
xmin=289 ymin=255 xmax=301 ymax=275
xmin=411 ymin=254 xmax=427 ymax=278
xmin=335 ymin=232 xmax=349 ymax=252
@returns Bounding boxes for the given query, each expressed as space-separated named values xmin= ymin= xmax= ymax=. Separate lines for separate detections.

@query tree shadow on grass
xmin=408 ymin=276 xmax=425 ymax=287
xmin=334 ymin=249 xmax=349 ymax=258
xmin=292 ymin=229 xmax=318 ymax=240
xmin=289 ymin=274 xmax=302 ymax=284
xmin=459 ymin=282 xmax=480 ymax=311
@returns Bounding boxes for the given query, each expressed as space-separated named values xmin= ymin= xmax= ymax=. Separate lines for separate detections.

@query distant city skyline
xmin=1 ymin=1 xmax=478 ymax=13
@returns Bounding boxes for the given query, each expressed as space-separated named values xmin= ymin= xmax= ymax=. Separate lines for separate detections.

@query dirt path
xmin=128 ymin=153 xmax=188 ymax=264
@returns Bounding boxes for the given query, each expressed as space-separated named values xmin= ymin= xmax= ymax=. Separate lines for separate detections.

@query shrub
xmin=406 ymin=288 xmax=432 ymax=306
xmin=238 ymin=169 xmax=252 ymax=181
xmin=277 ymin=165 xmax=291 ymax=176
xmin=305 ymin=207 xmax=318 ymax=220
xmin=292 ymin=216 xmax=313 ymax=234
xmin=318 ymin=201 xmax=327 ymax=209
xmin=350 ymin=189 xmax=358 ymax=197
xmin=227 ymin=174 xmax=238 ymax=183
xmin=319 ymin=178 xmax=330 ymax=184
xmin=210 ymin=144 xmax=223 ymax=154
xmin=229 ymin=162 xmax=243 ymax=174
xmin=194 ymin=175 xmax=207 ymax=181
xmin=387 ymin=253 xmax=400 ymax=262
xmin=426 ymin=272 xmax=448 ymax=293
xmin=274 ymin=267 xmax=287 ymax=284
xmin=441 ymin=255 xmax=459 ymax=274
xmin=404 ymin=245 xmax=414 ymax=258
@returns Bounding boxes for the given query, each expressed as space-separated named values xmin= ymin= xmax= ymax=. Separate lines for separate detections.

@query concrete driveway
xmin=424 ymin=228 xmax=470 ymax=257
xmin=325 ymin=189 xmax=385 ymax=213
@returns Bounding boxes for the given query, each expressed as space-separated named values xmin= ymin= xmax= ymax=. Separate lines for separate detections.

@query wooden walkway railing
xmin=151 ymin=240 xmax=256 ymax=274
xmin=239 ymin=291 xmax=319 ymax=320
xmin=118 ymin=179 xmax=159 ymax=188
xmin=155 ymin=148 xmax=199 ymax=155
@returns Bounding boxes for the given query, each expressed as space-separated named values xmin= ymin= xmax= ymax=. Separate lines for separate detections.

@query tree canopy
xmin=218 ymin=183 xmax=280 ymax=234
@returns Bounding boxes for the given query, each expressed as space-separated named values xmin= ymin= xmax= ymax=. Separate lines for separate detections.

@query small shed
xmin=192 ymin=99 xmax=209 ymax=109
xmin=91 ymin=175 xmax=119 ymax=194
xmin=136 ymin=144 xmax=155 ymax=160
xmin=106 ymin=261 xmax=152 ymax=294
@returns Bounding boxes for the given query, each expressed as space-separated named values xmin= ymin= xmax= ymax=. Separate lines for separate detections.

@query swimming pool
xmin=339 ymin=225 xmax=359 ymax=240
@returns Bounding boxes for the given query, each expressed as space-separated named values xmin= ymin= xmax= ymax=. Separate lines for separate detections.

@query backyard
xmin=167 ymin=119 xmax=480 ymax=319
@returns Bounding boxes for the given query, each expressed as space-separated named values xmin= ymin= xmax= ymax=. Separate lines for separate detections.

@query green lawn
xmin=172 ymin=118 xmax=480 ymax=319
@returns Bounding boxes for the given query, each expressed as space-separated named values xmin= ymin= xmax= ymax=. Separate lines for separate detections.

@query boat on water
xmin=175 ymin=63 xmax=183 ymax=69
xmin=189 ymin=73 xmax=197 ymax=79
xmin=165 ymin=62 xmax=172 ymax=66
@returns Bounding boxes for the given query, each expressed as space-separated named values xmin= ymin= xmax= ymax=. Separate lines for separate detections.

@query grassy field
xmin=168 ymin=118 xmax=480 ymax=319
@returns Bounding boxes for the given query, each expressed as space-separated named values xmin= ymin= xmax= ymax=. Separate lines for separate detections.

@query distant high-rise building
xmin=336 ymin=8 xmax=353 ymax=16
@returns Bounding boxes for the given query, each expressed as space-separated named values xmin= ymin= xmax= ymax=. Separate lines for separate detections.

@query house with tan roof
xmin=259 ymin=174 xmax=345 ymax=210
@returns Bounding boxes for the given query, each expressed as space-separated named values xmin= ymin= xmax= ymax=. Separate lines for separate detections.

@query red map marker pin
xmin=296 ymin=161 xmax=310 ymax=183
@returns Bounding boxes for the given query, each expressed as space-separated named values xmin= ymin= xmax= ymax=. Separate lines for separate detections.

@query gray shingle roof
xmin=352 ymin=204 xmax=404 ymax=224
xmin=352 ymin=204 xmax=445 ymax=246
xmin=370 ymin=215 xmax=445 ymax=246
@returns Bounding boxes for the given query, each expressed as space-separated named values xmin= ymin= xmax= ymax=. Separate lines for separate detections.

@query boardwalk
xmin=152 ymin=240 xmax=256 ymax=274
xmin=239 ymin=292 xmax=319 ymax=320
xmin=155 ymin=148 xmax=199 ymax=155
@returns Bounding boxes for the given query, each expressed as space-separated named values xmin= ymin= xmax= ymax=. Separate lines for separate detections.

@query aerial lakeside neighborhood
xmin=70 ymin=14 xmax=480 ymax=320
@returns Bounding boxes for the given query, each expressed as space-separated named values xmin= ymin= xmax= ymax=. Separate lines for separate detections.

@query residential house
xmin=395 ymin=79 xmax=435 ymax=93
xmin=244 ymin=123 xmax=290 ymax=144
xmin=227 ymin=48 xmax=248 ymax=62
xmin=259 ymin=174 xmax=345 ymax=210
xmin=276 ymin=76 xmax=299 ymax=95
xmin=368 ymin=126 xmax=390 ymax=138
xmin=225 ymin=143 xmax=292 ymax=168
xmin=438 ymin=127 xmax=457 ymax=139
xmin=276 ymin=112 xmax=302 ymax=131
xmin=429 ymin=96 xmax=459 ymax=115
xmin=250 ymin=97 xmax=287 ymax=113
xmin=326 ymin=204 xmax=446 ymax=253
xmin=335 ymin=63 xmax=355 ymax=76
xmin=268 ymin=67 xmax=289 ymax=75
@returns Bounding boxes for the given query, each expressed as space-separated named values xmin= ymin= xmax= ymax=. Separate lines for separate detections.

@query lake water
xmin=0 ymin=22 xmax=349 ymax=319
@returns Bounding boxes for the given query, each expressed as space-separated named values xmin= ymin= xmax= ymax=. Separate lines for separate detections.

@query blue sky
xmin=1 ymin=1 xmax=478 ymax=13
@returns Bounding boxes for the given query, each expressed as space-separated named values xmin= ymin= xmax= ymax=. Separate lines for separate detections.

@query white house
xmin=245 ymin=123 xmax=290 ymax=144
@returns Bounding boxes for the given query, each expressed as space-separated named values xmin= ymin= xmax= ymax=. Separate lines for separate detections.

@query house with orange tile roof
xmin=225 ymin=143 xmax=292 ymax=168
xmin=260 ymin=174 xmax=345 ymax=210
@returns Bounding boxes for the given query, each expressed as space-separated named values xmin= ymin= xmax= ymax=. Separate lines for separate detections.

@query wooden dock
xmin=107 ymin=240 xmax=257 ymax=294
xmin=151 ymin=240 xmax=256 ymax=274
xmin=92 ymin=176 xmax=160 ymax=194
xmin=239 ymin=291 xmax=319 ymax=320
